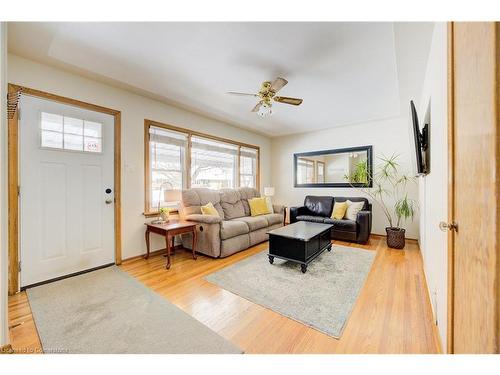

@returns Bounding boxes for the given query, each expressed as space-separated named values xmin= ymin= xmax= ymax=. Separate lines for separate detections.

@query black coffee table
xmin=267 ymin=221 xmax=333 ymax=273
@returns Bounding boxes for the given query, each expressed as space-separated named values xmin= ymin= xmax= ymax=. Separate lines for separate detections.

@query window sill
xmin=143 ymin=210 xmax=179 ymax=218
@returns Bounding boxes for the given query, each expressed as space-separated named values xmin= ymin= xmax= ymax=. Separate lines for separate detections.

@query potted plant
xmin=159 ymin=207 xmax=171 ymax=223
xmin=346 ymin=154 xmax=417 ymax=249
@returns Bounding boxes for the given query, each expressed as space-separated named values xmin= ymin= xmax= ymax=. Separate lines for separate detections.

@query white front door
xmin=19 ymin=95 xmax=115 ymax=287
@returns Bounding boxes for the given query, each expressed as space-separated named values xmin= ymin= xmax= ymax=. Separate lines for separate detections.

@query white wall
xmin=271 ymin=116 xmax=420 ymax=239
xmin=7 ymin=54 xmax=272 ymax=261
xmin=0 ymin=22 xmax=9 ymax=347
xmin=418 ymin=23 xmax=448 ymax=350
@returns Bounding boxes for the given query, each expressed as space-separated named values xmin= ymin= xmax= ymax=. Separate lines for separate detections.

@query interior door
xmin=450 ymin=22 xmax=499 ymax=353
xmin=19 ymin=95 xmax=115 ymax=287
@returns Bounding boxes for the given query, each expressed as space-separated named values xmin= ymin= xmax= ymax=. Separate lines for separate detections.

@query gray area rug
xmin=27 ymin=266 xmax=241 ymax=354
xmin=205 ymin=245 xmax=375 ymax=338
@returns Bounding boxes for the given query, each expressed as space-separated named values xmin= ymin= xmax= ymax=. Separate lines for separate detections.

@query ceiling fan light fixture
xmin=227 ymin=77 xmax=302 ymax=117
xmin=257 ymin=103 xmax=272 ymax=117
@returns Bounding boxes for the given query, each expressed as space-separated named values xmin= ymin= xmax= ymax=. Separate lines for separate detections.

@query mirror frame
xmin=293 ymin=145 xmax=373 ymax=188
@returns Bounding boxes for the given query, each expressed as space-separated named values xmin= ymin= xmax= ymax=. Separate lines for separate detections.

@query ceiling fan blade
xmin=227 ymin=91 xmax=259 ymax=97
xmin=270 ymin=77 xmax=288 ymax=93
xmin=274 ymin=96 xmax=303 ymax=106
xmin=251 ymin=101 xmax=263 ymax=112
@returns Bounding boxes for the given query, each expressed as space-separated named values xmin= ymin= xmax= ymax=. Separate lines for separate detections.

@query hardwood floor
xmin=7 ymin=235 xmax=440 ymax=354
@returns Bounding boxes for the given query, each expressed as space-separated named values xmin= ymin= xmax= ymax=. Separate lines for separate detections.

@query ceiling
xmin=8 ymin=22 xmax=434 ymax=137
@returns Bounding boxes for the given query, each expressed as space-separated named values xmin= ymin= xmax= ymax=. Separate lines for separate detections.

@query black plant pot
xmin=386 ymin=227 xmax=406 ymax=249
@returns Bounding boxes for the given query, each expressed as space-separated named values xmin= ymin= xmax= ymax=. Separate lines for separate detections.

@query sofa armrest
xmin=185 ymin=214 xmax=222 ymax=224
xmin=289 ymin=206 xmax=308 ymax=223
xmin=272 ymin=204 xmax=285 ymax=215
xmin=356 ymin=210 xmax=372 ymax=243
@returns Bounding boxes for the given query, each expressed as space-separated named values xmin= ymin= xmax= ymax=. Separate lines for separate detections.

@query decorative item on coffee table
xmin=346 ymin=154 xmax=417 ymax=249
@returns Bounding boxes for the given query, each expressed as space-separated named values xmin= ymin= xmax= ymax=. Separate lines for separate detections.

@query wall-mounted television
xmin=410 ymin=100 xmax=429 ymax=175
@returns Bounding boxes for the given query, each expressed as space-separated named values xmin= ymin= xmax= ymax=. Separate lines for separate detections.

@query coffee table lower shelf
xmin=268 ymin=242 xmax=332 ymax=273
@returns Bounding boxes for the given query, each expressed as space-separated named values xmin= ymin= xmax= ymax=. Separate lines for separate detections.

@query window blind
xmin=149 ymin=126 xmax=187 ymax=209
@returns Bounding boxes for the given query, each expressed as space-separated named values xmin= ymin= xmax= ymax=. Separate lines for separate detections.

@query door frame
xmin=446 ymin=21 xmax=455 ymax=354
xmin=7 ymin=84 xmax=122 ymax=295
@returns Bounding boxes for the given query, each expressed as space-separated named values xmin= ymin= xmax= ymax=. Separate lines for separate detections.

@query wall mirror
xmin=294 ymin=145 xmax=373 ymax=188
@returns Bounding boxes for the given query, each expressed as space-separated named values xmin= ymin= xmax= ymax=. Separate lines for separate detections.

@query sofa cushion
xmin=262 ymin=213 xmax=283 ymax=226
xmin=333 ymin=196 xmax=369 ymax=211
xmin=331 ymin=201 xmax=348 ymax=220
xmin=344 ymin=200 xmax=365 ymax=221
xmin=304 ymin=195 xmax=334 ymax=217
xmin=248 ymin=197 xmax=271 ymax=216
xmin=323 ymin=218 xmax=357 ymax=231
xmin=234 ymin=216 xmax=268 ymax=231
xmin=220 ymin=189 xmax=246 ymax=219
xmin=201 ymin=202 xmax=220 ymax=216
xmin=238 ymin=187 xmax=260 ymax=216
xmin=220 ymin=234 xmax=250 ymax=257
xmin=181 ymin=188 xmax=224 ymax=219
xmin=220 ymin=220 xmax=249 ymax=240
xmin=296 ymin=215 xmax=326 ymax=223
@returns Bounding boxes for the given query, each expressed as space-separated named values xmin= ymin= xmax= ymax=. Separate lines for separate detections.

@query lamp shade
xmin=264 ymin=187 xmax=275 ymax=197
xmin=164 ymin=189 xmax=181 ymax=202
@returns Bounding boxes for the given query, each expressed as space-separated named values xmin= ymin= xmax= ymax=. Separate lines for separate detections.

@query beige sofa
xmin=179 ymin=187 xmax=284 ymax=258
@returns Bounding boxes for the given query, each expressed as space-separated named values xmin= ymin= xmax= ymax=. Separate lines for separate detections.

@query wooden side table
xmin=283 ymin=206 xmax=288 ymax=225
xmin=144 ymin=221 xmax=197 ymax=270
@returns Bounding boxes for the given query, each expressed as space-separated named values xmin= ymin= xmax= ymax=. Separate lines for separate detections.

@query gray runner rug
xmin=205 ymin=245 xmax=375 ymax=339
xmin=27 ymin=266 xmax=241 ymax=354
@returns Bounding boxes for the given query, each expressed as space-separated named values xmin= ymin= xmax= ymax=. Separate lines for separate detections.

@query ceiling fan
xmin=227 ymin=77 xmax=303 ymax=117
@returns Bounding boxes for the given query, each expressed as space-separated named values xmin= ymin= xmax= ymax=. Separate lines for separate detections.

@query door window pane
xmin=84 ymin=121 xmax=102 ymax=138
xmin=40 ymin=112 xmax=103 ymax=153
xmin=64 ymin=117 xmax=84 ymax=135
xmin=64 ymin=133 xmax=84 ymax=151
xmin=41 ymin=112 xmax=63 ymax=132
xmin=84 ymin=137 xmax=102 ymax=153
xmin=41 ymin=130 xmax=63 ymax=149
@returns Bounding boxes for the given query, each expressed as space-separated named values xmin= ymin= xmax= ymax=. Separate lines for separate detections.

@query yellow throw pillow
xmin=331 ymin=201 xmax=348 ymax=220
xmin=201 ymin=202 xmax=220 ymax=217
xmin=248 ymin=197 xmax=271 ymax=217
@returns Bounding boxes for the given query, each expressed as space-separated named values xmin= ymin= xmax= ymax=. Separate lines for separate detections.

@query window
xmin=149 ymin=126 xmax=188 ymax=210
xmin=40 ymin=112 xmax=103 ymax=153
xmin=145 ymin=120 xmax=260 ymax=214
xmin=240 ymin=147 xmax=258 ymax=187
xmin=297 ymin=159 xmax=314 ymax=184
xmin=316 ymin=161 xmax=325 ymax=183
xmin=191 ymin=136 xmax=238 ymax=189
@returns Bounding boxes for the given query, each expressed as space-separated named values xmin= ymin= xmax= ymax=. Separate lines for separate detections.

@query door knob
xmin=105 ymin=199 xmax=113 ymax=204
xmin=439 ymin=221 xmax=458 ymax=232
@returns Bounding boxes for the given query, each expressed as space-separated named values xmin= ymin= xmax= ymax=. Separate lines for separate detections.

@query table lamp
xmin=152 ymin=182 xmax=181 ymax=224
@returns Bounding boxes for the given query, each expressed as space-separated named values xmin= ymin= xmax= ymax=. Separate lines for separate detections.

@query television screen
xmin=410 ymin=100 xmax=428 ymax=175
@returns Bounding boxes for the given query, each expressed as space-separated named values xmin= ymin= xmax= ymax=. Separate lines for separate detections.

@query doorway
xmin=18 ymin=95 xmax=116 ymax=288
xmin=8 ymin=85 xmax=122 ymax=293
